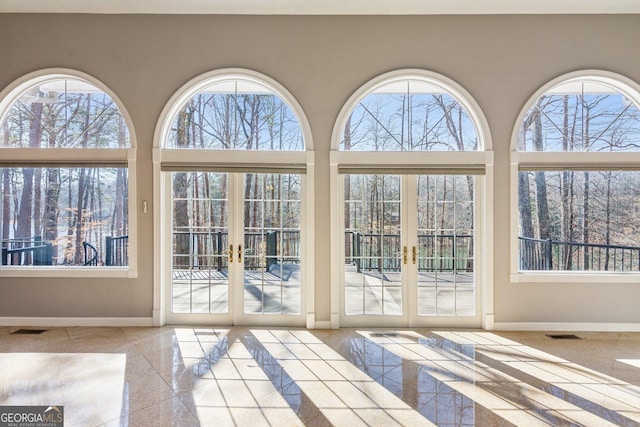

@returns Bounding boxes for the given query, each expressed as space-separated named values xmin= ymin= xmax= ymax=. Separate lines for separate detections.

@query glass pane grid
xmin=344 ymin=174 xmax=403 ymax=316
xmin=417 ymin=175 xmax=475 ymax=317
xmin=244 ymin=173 xmax=302 ymax=316
xmin=171 ymin=172 xmax=229 ymax=315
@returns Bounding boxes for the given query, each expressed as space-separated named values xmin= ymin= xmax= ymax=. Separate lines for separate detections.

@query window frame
xmin=0 ymin=68 xmax=137 ymax=278
xmin=153 ymin=68 xmax=315 ymax=327
xmin=510 ymin=69 xmax=640 ymax=283
xmin=329 ymin=69 xmax=494 ymax=329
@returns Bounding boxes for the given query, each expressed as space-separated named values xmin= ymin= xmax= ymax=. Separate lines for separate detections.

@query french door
xmin=166 ymin=171 xmax=305 ymax=325
xmin=342 ymin=174 xmax=481 ymax=327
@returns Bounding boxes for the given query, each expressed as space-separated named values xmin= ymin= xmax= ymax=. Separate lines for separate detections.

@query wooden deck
xmin=171 ymin=265 xmax=475 ymax=317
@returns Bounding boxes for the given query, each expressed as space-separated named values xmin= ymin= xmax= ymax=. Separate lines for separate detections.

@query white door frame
xmin=162 ymin=171 xmax=308 ymax=327
xmin=334 ymin=172 xmax=484 ymax=328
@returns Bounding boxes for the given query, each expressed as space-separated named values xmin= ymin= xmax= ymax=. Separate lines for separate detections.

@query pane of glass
xmin=244 ymin=173 xmax=301 ymax=315
xmin=0 ymin=167 xmax=128 ymax=267
xmin=340 ymin=80 xmax=478 ymax=151
xmin=344 ymin=174 xmax=403 ymax=316
xmin=519 ymin=170 xmax=640 ymax=272
xmin=166 ymin=80 xmax=303 ymax=150
xmin=0 ymin=78 xmax=130 ymax=148
xmin=518 ymin=82 xmax=640 ymax=152
xmin=171 ymin=172 xmax=229 ymax=314
xmin=416 ymin=175 xmax=475 ymax=316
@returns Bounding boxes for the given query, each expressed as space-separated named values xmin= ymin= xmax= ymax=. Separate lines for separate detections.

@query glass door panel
xmin=171 ymin=172 xmax=230 ymax=314
xmin=416 ymin=175 xmax=475 ymax=317
xmin=344 ymin=174 xmax=403 ymax=316
xmin=243 ymin=173 xmax=302 ymax=315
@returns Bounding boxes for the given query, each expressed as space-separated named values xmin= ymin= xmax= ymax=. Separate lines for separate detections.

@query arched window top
xmin=337 ymin=72 xmax=485 ymax=152
xmin=517 ymin=72 xmax=640 ymax=153
xmin=0 ymin=71 xmax=132 ymax=149
xmin=163 ymin=73 xmax=306 ymax=151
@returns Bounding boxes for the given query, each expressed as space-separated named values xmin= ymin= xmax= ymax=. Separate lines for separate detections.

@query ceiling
xmin=1 ymin=0 xmax=639 ymax=15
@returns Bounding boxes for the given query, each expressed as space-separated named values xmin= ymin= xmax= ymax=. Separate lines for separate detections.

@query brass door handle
xmin=412 ymin=246 xmax=417 ymax=264
xmin=238 ymin=245 xmax=243 ymax=263
xmin=229 ymin=245 xmax=234 ymax=263
xmin=403 ymin=246 xmax=408 ymax=265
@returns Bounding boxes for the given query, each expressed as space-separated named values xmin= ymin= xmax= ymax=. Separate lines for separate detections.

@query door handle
xmin=229 ymin=245 xmax=234 ymax=263
xmin=412 ymin=246 xmax=417 ymax=264
xmin=238 ymin=245 xmax=242 ymax=263
xmin=403 ymin=246 xmax=408 ymax=265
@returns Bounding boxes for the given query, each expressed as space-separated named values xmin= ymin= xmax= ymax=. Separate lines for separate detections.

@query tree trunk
xmin=173 ymin=104 xmax=192 ymax=268
xmin=2 ymin=121 xmax=11 ymax=242
xmin=344 ymin=115 xmax=352 ymax=229
xmin=74 ymin=96 xmax=91 ymax=264
xmin=604 ymin=171 xmax=612 ymax=270
xmin=517 ymin=127 xmax=534 ymax=238
xmin=16 ymin=102 xmax=43 ymax=244
xmin=582 ymin=104 xmax=592 ymax=269
xmin=532 ymin=113 xmax=551 ymax=239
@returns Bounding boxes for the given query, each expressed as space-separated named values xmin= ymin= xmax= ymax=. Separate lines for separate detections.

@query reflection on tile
xmin=2 ymin=326 xmax=640 ymax=426
xmin=0 ymin=353 xmax=126 ymax=426
xmin=251 ymin=329 xmax=435 ymax=426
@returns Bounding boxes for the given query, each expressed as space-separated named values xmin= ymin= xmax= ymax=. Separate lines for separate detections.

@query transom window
xmin=518 ymin=79 xmax=640 ymax=152
xmin=339 ymin=79 xmax=479 ymax=152
xmin=0 ymin=70 xmax=135 ymax=274
xmin=1 ymin=77 xmax=130 ymax=149
xmin=165 ymin=78 xmax=303 ymax=151
xmin=513 ymin=71 xmax=640 ymax=275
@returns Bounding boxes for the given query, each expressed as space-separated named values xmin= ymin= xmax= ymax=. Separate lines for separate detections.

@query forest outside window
xmin=515 ymin=73 xmax=640 ymax=274
xmin=0 ymin=72 xmax=134 ymax=272
xmin=331 ymin=70 xmax=491 ymax=327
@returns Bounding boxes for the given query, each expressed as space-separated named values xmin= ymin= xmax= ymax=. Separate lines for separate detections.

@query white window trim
xmin=152 ymin=68 xmax=314 ymax=327
xmin=0 ymin=68 xmax=138 ymax=278
xmin=510 ymin=69 xmax=640 ymax=283
xmin=329 ymin=69 xmax=494 ymax=329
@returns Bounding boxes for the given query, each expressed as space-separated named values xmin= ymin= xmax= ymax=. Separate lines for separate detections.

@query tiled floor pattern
xmin=1 ymin=327 xmax=640 ymax=426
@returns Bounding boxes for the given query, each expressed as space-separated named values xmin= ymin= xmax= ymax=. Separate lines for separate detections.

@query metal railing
xmin=83 ymin=242 xmax=99 ymax=266
xmin=1 ymin=236 xmax=53 ymax=266
xmin=345 ymin=231 xmax=474 ymax=273
xmin=519 ymin=236 xmax=640 ymax=271
xmin=172 ymin=230 xmax=300 ymax=271
xmin=2 ymin=235 xmax=128 ymax=267
xmin=105 ymin=235 xmax=128 ymax=266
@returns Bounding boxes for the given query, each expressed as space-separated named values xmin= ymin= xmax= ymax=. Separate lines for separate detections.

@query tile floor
xmin=1 ymin=326 xmax=640 ymax=426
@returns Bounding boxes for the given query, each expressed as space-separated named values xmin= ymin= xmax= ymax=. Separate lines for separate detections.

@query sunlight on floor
xmin=0 ymin=353 xmax=126 ymax=426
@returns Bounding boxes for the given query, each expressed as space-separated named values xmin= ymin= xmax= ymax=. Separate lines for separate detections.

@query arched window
xmin=512 ymin=70 xmax=640 ymax=277
xmin=0 ymin=70 xmax=136 ymax=276
xmin=165 ymin=78 xmax=303 ymax=151
xmin=155 ymin=69 xmax=313 ymax=326
xmin=330 ymin=70 xmax=492 ymax=329
xmin=340 ymin=79 xmax=479 ymax=152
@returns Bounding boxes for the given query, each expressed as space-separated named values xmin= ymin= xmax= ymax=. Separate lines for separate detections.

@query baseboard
xmin=313 ymin=320 xmax=331 ymax=329
xmin=0 ymin=317 xmax=154 ymax=327
xmin=483 ymin=314 xmax=495 ymax=330
xmin=493 ymin=322 xmax=640 ymax=332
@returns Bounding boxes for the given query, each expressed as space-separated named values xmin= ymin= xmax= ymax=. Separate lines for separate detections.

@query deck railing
xmin=83 ymin=242 xmax=99 ymax=266
xmin=172 ymin=230 xmax=300 ymax=271
xmin=345 ymin=231 xmax=474 ymax=273
xmin=1 ymin=235 xmax=128 ymax=266
xmin=105 ymin=235 xmax=128 ymax=267
xmin=6 ymin=232 xmax=639 ymax=272
xmin=518 ymin=236 xmax=640 ymax=271
xmin=1 ymin=236 xmax=53 ymax=266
